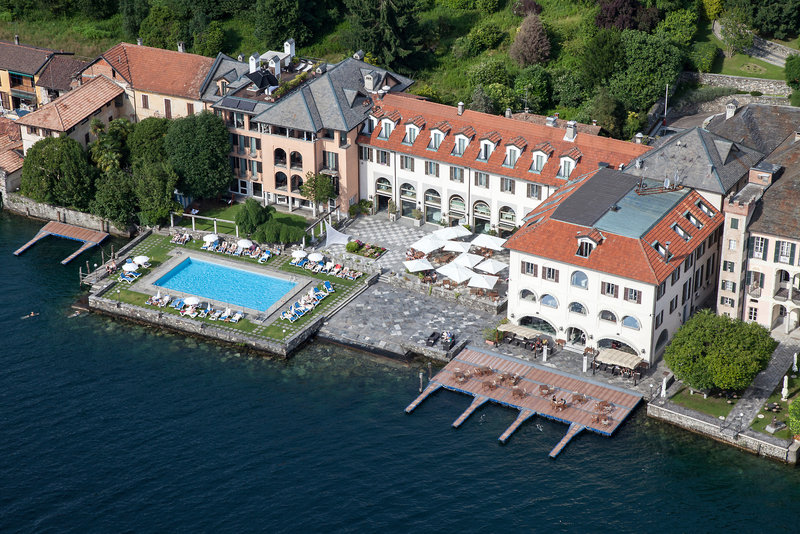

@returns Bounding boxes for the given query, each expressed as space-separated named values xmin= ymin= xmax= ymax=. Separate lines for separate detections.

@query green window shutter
xmin=745 ymin=271 xmax=752 ymax=286
xmin=774 ymin=240 xmax=781 ymax=262
xmin=747 ymin=236 xmax=755 ymax=258
xmin=791 ymin=243 xmax=796 ymax=265
xmin=732 ymin=282 xmax=737 ymax=293
xmin=759 ymin=273 xmax=765 ymax=288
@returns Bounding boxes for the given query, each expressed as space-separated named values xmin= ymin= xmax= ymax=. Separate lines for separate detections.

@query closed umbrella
xmin=403 ymin=258 xmax=434 ymax=272
xmin=133 ymin=255 xmax=150 ymax=265
xmin=443 ymin=240 xmax=471 ymax=253
xmin=453 ymin=252 xmax=484 ymax=269
xmin=122 ymin=262 xmax=138 ymax=272
xmin=308 ymin=252 xmax=324 ymax=262
xmin=475 ymin=258 xmax=509 ymax=274
xmin=292 ymin=250 xmax=307 ymax=259
xmin=468 ymin=273 xmax=499 ymax=289
xmin=436 ymin=262 xmax=476 ymax=284
xmin=203 ymin=233 xmax=219 ymax=243
xmin=184 ymin=296 xmax=200 ymax=306
xmin=237 ymin=238 xmax=253 ymax=248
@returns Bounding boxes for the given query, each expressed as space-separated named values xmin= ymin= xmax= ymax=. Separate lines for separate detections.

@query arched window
xmin=449 ymin=195 xmax=465 ymax=214
xmin=290 ymin=151 xmax=303 ymax=169
xmin=599 ymin=310 xmax=617 ymax=322
xmin=655 ymin=329 xmax=668 ymax=349
xmin=541 ymin=294 xmax=558 ymax=308
xmin=568 ymin=302 xmax=587 ymax=315
xmin=376 ymin=177 xmax=392 ymax=193
xmin=275 ymin=171 xmax=287 ymax=190
xmin=424 ymin=189 xmax=441 ymax=205
xmin=274 ymin=148 xmax=286 ymax=166
xmin=400 ymin=183 xmax=416 ymax=199
xmin=290 ymin=174 xmax=303 ymax=192
xmin=520 ymin=289 xmax=536 ymax=302
xmin=570 ymin=270 xmax=588 ymax=289
xmin=499 ymin=206 xmax=515 ymax=225
xmin=622 ymin=316 xmax=640 ymax=329
xmin=473 ymin=201 xmax=490 ymax=218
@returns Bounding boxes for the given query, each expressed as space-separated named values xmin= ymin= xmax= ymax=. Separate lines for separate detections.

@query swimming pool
xmin=154 ymin=257 xmax=296 ymax=312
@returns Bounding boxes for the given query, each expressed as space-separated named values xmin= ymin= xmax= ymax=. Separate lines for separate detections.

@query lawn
xmin=176 ymin=203 xmax=311 ymax=237
xmin=670 ymin=387 xmax=738 ymax=419
xmin=695 ymin=22 xmax=788 ymax=82
xmin=0 ymin=14 xmax=125 ymax=58
xmin=749 ymin=374 xmax=800 ymax=440
xmin=773 ymin=36 xmax=800 ymax=51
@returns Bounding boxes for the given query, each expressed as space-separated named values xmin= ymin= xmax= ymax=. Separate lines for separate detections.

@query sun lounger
xmin=117 ymin=273 xmax=135 ymax=283
xmin=258 ymin=251 xmax=271 ymax=264
xmin=281 ymin=310 xmax=298 ymax=322
xmin=292 ymin=303 xmax=307 ymax=316
xmin=229 ymin=311 xmax=243 ymax=323
xmin=170 ymin=298 xmax=185 ymax=310
xmin=159 ymin=295 xmax=172 ymax=307
xmin=321 ymin=261 xmax=333 ymax=274
xmin=296 ymin=258 xmax=308 ymax=269
xmin=330 ymin=264 xmax=342 ymax=277
xmin=323 ymin=280 xmax=335 ymax=294
xmin=180 ymin=305 xmax=196 ymax=317
xmin=233 ymin=246 xmax=243 ymax=256
xmin=209 ymin=309 xmax=223 ymax=320
xmin=313 ymin=287 xmax=327 ymax=300
xmin=198 ymin=306 xmax=211 ymax=318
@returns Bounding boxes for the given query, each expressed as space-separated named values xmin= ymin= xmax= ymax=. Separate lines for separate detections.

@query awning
xmin=497 ymin=322 xmax=544 ymax=339
xmin=596 ymin=348 xmax=645 ymax=369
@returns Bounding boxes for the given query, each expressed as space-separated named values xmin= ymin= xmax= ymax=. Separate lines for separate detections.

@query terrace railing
xmin=170 ymin=212 xmax=240 ymax=237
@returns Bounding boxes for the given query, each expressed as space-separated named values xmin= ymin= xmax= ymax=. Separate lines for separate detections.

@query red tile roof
xmin=90 ymin=42 xmax=214 ymax=99
xmin=35 ymin=54 xmax=86 ymax=91
xmin=358 ymin=93 xmax=650 ymax=188
xmin=17 ymin=75 xmax=123 ymax=131
xmin=504 ymin=170 xmax=722 ymax=284
xmin=0 ymin=117 xmax=23 ymax=173
xmin=511 ymin=112 xmax=603 ymax=136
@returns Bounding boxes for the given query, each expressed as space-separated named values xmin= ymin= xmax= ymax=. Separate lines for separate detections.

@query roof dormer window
xmin=452 ymin=135 xmax=468 ymax=156
xmin=697 ymin=200 xmax=714 ymax=217
xmin=686 ymin=212 xmax=703 ymax=229
xmin=530 ymin=152 xmax=547 ymax=173
xmin=362 ymin=117 xmax=376 ymax=135
xmin=378 ymin=120 xmax=393 ymax=140
xmin=428 ymin=130 xmax=443 ymax=150
xmin=576 ymin=240 xmax=594 ymax=258
xmin=403 ymin=125 xmax=418 ymax=145
xmin=558 ymin=157 xmax=575 ymax=178
xmin=477 ymin=140 xmax=494 ymax=161
xmin=503 ymin=147 xmax=519 ymax=168
xmin=672 ymin=223 xmax=690 ymax=241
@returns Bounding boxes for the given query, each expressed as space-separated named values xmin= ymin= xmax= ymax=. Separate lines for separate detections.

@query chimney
xmin=505 ymin=108 xmax=512 ymax=118
xmin=725 ymin=99 xmax=738 ymax=120
xmin=284 ymin=38 xmax=295 ymax=58
xmin=364 ymin=73 xmax=374 ymax=92
xmin=565 ymin=120 xmax=577 ymax=141
xmin=635 ymin=132 xmax=644 ymax=144
xmin=269 ymin=56 xmax=280 ymax=77
xmin=353 ymin=49 xmax=365 ymax=61
xmin=177 ymin=41 xmax=185 ymax=53
xmin=14 ymin=35 xmax=19 ymax=45
xmin=664 ymin=242 xmax=671 ymax=263
xmin=592 ymin=119 xmax=597 ymax=126
xmin=249 ymin=53 xmax=260 ymax=74
xmin=546 ymin=116 xmax=556 ymax=127
xmin=237 ymin=53 xmax=244 ymax=62
xmin=136 ymin=37 xmax=143 ymax=46
xmin=457 ymin=101 xmax=464 ymax=115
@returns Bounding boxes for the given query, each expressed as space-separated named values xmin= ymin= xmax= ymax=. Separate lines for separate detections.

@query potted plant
xmin=411 ymin=208 xmax=423 ymax=227
xmin=388 ymin=200 xmax=398 ymax=222
xmin=483 ymin=326 xmax=501 ymax=346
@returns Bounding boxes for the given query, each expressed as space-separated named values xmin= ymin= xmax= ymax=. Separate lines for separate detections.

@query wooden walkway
xmin=452 ymin=396 xmax=488 ymax=428
xmin=14 ymin=221 xmax=109 ymax=264
xmin=406 ymin=346 xmax=642 ymax=458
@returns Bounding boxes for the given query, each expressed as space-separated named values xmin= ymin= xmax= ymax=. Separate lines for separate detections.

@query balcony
xmin=747 ymin=285 xmax=762 ymax=298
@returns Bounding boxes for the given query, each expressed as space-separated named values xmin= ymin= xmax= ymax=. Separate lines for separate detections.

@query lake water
xmin=1 ymin=211 xmax=797 ymax=533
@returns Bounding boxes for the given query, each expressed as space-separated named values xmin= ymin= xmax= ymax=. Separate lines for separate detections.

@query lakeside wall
xmin=2 ymin=192 xmax=131 ymax=237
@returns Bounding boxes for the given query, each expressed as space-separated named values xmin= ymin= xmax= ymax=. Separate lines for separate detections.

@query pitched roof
xmin=17 ymin=75 xmax=123 ymax=132
xmin=90 ymin=42 xmax=214 ymax=99
xmin=0 ymin=40 xmax=55 ymax=75
xmin=505 ymin=168 xmax=721 ymax=284
xmin=358 ymin=93 xmax=650 ymax=188
xmin=35 ymin=55 xmax=86 ymax=91
xmin=622 ymin=127 xmax=764 ymax=195
xmin=511 ymin=112 xmax=603 ymax=136
xmin=705 ymin=103 xmax=800 ymax=156
xmin=0 ymin=116 xmax=22 ymax=173
xmin=747 ymin=137 xmax=800 ymax=239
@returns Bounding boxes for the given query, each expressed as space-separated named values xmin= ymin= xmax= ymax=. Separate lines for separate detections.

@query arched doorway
xmin=519 ymin=315 xmax=556 ymax=334
xmin=274 ymin=148 xmax=286 ymax=167
xmin=597 ymin=338 xmax=637 ymax=355
xmin=772 ymin=304 xmax=787 ymax=330
xmin=566 ymin=326 xmax=586 ymax=346
xmin=498 ymin=206 xmax=515 ymax=237
xmin=375 ymin=177 xmax=392 ymax=212
xmin=775 ymin=269 xmax=791 ymax=299
xmin=275 ymin=171 xmax=288 ymax=191
xmin=399 ymin=183 xmax=416 ymax=218
xmin=473 ymin=201 xmax=491 ymax=234
xmin=424 ymin=188 xmax=442 ymax=224
xmin=449 ymin=195 xmax=466 ymax=226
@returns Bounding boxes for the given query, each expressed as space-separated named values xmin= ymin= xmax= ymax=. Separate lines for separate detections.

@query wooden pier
xmin=14 ymin=221 xmax=109 ymax=264
xmin=406 ymin=346 xmax=642 ymax=458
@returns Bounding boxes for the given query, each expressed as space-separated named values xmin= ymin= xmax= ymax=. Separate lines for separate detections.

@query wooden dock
xmin=406 ymin=346 xmax=642 ymax=458
xmin=14 ymin=221 xmax=109 ymax=264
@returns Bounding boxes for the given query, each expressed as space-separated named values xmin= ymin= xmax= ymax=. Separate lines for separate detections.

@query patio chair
xmin=170 ymin=298 xmax=185 ymax=310
xmin=258 ymin=251 xmax=271 ymax=264
xmin=323 ymin=280 xmax=335 ymax=294
xmin=233 ymin=246 xmax=243 ymax=257
xmin=229 ymin=311 xmax=244 ymax=323
xmin=313 ymin=287 xmax=327 ymax=300
xmin=296 ymin=258 xmax=308 ymax=269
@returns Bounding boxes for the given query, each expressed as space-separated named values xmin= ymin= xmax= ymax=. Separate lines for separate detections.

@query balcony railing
xmin=747 ymin=285 xmax=762 ymax=298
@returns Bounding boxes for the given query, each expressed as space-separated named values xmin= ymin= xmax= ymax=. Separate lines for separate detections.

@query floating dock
xmin=406 ymin=346 xmax=642 ymax=458
xmin=14 ymin=221 xmax=109 ymax=264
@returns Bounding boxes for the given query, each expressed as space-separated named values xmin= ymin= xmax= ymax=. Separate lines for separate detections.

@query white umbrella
xmin=471 ymin=233 xmax=506 ymax=251
xmin=409 ymin=235 xmax=445 ymax=254
xmin=184 ymin=296 xmax=200 ymax=306
xmin=453 ymin=252 xmax=484 ymax=269
xmin=292 ymin=249 xmax=307 ymax=259
xmin=122 ymin=262 xmax=138 ymax=272
xmin=155 ymin=290 xmax=162 ymax=300
xmin=436 ymin=262 xmax=476 ymax=284
xmin=443 ymin=240 xmax=471 ymax=253
xmin=133 ymin=255 xmax=150 ymax=265
xmin=237 ymin=238 xmax=253 ymax=248
xmin=403 ymin=258 xmax=434 ymax=272
xmin=433 ymin=225 xmax=471 ymax=240
xmin=308 ymin=252 xmax=324 ymax=262
xmin=203 ymin=233 xmax=219 ymax=243
xmin=468 ymin=273 xmax=499 ymax=289
xmin=475 ymin=258 xmax=509 ymax=274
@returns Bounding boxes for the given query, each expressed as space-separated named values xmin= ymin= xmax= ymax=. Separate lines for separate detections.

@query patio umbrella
xmin=237 ymin=238 xmax=253 ymax=248
xmin=468 ymin=273 xmax=499 ymax=289
xmin=453 ymin=252 xmax=484 ymax=269
xmin=443 ymin=240 xmax=471 ymax=253
xmin=133 ymin=255 xmax=150 ymax=265
xmin=203 ymin=233 xmax=219 ymax=243
xmin=471 ymin=233 xmax=506 ymax=251
xmin=433 ymin=225 xmax=471 ymax=240
xmin=292 ymin=249 xmax=307 ymax=259
xmin=475 ymin=258 xmax=509 ymax=274
xmin=409 ymin=235 xmax=445 ymax=254
xmin=436 ymin=262 xmax=476 ymax=284
xmin=308 ymin=252 xmax=324 ymax=262
xmin=403 ymin=258 xmax=434 ymax=272
xmin=155 ymin=290 xmax=161 ymax=300
xmin=184 ymin=296 xmax=200 ymax=306
xmin=122 ymin=262 xmax=138 ymax=272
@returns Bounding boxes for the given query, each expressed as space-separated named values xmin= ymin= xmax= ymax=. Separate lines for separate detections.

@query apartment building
xmin=504 ymin=167 xmax=722 ymax=366
xmin=0 ymin=37 xmax=77 ymax=111
xmin=358 ymin=94 xmax=649 ymax=235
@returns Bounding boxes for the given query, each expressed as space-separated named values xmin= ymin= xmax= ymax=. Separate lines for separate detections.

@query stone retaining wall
xmin=2 ymin=193 xmax=131 ymax=237
xmin=671 ymin=94 xmax=790 ymax=119
xmin=381 ymin=271 xmax=506 ymax=314
xmin=680 ymin=72 xmax=791 ymax=96
xmin=647 ymin=401 xmax=799 ymax=464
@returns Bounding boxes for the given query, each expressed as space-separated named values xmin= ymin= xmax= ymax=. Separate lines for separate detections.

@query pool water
xmin=154 ymin=257 xmax=296 ymax=311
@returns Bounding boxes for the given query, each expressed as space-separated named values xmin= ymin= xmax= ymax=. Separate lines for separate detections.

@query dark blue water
xmin=1 ymin=212 xmax=798 ymax=533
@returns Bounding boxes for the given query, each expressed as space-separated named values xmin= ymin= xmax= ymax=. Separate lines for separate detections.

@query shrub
xmin=786 ymin=55 xmax=800 ymax=91
xmin=789 ymin=399 xmax=800 ymax=436
xmin=0 ymin=11 xmax=13 ymax=22
xmin=437 ymin=0 xmax=475 ymax=7
xmin=514 ymin=64 xmax=550 ymax=113
xmin=469 ymin=58 xmax=511 ymax=87
xmin=346 ymin=240 xmax=362 ymax=253
xmin=750 ymin=90 xmax=762 ymax=97
xmin=468 ymin=21 xmax=505 ymax=53
xmin=688 ymin=41 xmax=719 ymax=73
xmin=678 ymin=86 xmax=737 ymax=105
xmin=485 ymin=83 xmax=517 ymax=114
xmin=791 ymin=91 xmax=800 ymax=107
xmin=411 ymin=208 xmax=423 ymax=220
xmin=475 ymin=0 xmax=501 ymax=12
xmin=470 ymin=85 xmax=494 ymax=113
xmin=510 ymin=14 xmax=550 ymax=66
xmin=551 ymin=68 xmax=588 ymax=108
xmin=512 ymin=0 xmax=541 ymax=16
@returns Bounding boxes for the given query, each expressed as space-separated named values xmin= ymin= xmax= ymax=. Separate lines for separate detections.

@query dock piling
xmin=419 ymin=371 xmax=424 ymax=392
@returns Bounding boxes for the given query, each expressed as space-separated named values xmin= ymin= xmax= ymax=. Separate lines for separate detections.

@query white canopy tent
xmin=410 ymin=235 xmax=446 ymax=254
xmin=436 ymin=262 xmax=476 ymax=284
xmin=324 ymin=221 xmax=351 ymax=247
xmin=475 ymin=258 xmax=509 ymax=274
xmin=471 ymin=233 xmax=506 ymax=251
xmin=432 ymin=225 xmax=471 ymax=240
xmin=443 ymin=240 xmax=472 ymax=253
xmin=403 ymin=258 xmax=434 ymax=272
xmin=467 ymin=273 xmax=499 ymax=289
xmin=453 ymin=252 xmax=484 ymax=269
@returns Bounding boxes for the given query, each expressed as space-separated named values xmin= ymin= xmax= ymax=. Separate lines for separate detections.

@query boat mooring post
xmin=419 ymin=371 xmax=424 ymax=393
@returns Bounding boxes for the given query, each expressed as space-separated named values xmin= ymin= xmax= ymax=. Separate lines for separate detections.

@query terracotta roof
xmin=0 ymin=117 xmax=23 ymax=173
xmin=561 ymin=146 xmax=582 ymax=161
xmin=505 ymin=169 xmax=721 ymax=284
xmin=431 ymin=120 xmax=451 ymax=134
xmin=511 ymin=112 xmax=603 ymax=136
xmin=358 ymin=93 xmax=650 ymax=188
xmin=35 ymin=55 xmax=86 ymax=91
xmin=0 ymin=40 xmax=54 ymax=75
xmin=17 ymin=75 xmax=123 ymax=132
xmin=0 ymin=117 xmax=20 ymax=143
xmin=405 ymin=114 xmax=425 ymax=128
xmin=532 ymin=141 xmax=554 ymax=155
xmin=0 ymin=144 xmax=23 ymax=173
xmin=455 ymin=125 xmax=476 ymax=138
xmin=506 ymin=135 xmax=527 ymax=149
xmin=89 ymin=42 xmax=214 ymax=99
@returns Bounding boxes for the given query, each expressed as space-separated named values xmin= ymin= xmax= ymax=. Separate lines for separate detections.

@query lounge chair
xmin=220 ymin=308 xmax=232 ymax=321
xmin=258 ymin=251 xmax=271 ymax=264
xmin=330 ymin=264 xmax=342 ymax=277
xmin=281 ymin=310 xmax=298 ymax=322
xmin=321 ymin=261 xmax=333 ymax=274
xmin=209 ymin=309 xmax=223 ymax=321
xmin=170 ymin=298 xmax=185 ymax=310
xmin=292 ymin=303 xmax=307 ymax=317
xmin=117 ymin=273 xmax=135 ymax=283
xmin=229 ymin=311 xmax=244 ymax=323
xmin=225 ymin=244 xmax=235 ymax=255
xmin=233 ymin=246 xmax=243 ymax=256
xmin=295 ymin=258 xmax=308 ymax=269
xmin=323 ymin=280 xmax=335 ymax=294
xmin=313 ymin=287 xmax=327 ymax=300
xmin=160 ymin=295 xmax=172 ymax=307
xmin=180 ymin=305 xmax=196 ymax=317
xmin=198 ymin=305 xmax=211 ymax=318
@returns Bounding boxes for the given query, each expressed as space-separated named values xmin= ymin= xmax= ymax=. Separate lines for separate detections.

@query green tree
xmin=752 ymin=0 xmax=800 ymax=41
xmin=786 ymin=55 xmax=800 ymax=91
xmin=139 ymin=5 xmax=184 ymax=49
xmin=701 ymin=0 xmax=723 ymax=21
xmin=21 ymin=136 xmax=95 ymax=210
xmin=664 ymin=310 xmax=776 ymax=392
xmin=510 ymin=14 xmax=550 ymax=67
xmin=584 ymin=88 xmax=625 ymax=138
xmin=551 ymin=68 xmax=588 ymax=109
xmin=789 ymin=398 xmax=800 ymax=436
xmin=514 ymin=65 xmax=550 ymax=114
xmin=719 ymin=6 xmax=753 ymax=58
xmin=484 ymin=83 xmax=517 ymax=115
xmin=90 ymin=118 xmax=134 ymax=173
xmin=128 ymin=117 xmax=170 ymax=163
xmin=91 ymin=168 xmax=137 ymax=228
xmin=580 ymin=29 xmax=623 ymax=90
xmin=254 ymin=0 xmax=306 ymax=49
xmin=345 ymin=0 xmax=422 ymax=68
xmin=410 ymin=83 xmax=440 ymax=102
xmin=655 ymin=8 xmax=698 ymax=48
xmin=120 ymin=0 xmax=150 ymax=37
xmin=132 ymin=159 xmax=181 ymax=225
xmin=235 ymin=198 xmax=275 ymax=234
xmin=689 ymin=42 xmax=720 ymax=73
xmin=300 ymin=171 xmax=336 ymax=217
xmin=193 ymin=20 xmax=224 ymax=57
xmin=165 ymin=111 xmax=232 ymax=199
xmin=468 ymin=58 xmax=511 ymax=88
xmin=470 ymin=84 xmax=494 ymax=113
